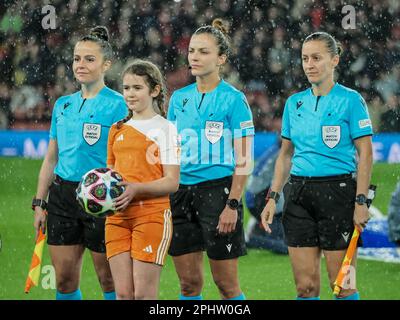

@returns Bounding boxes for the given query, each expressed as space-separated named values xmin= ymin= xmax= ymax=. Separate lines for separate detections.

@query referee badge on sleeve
xmin=205 ymin=121 xmax=223 ymax=144
xmin=83 ymin=123 xmax=101 ymax=145
xmin=322 ymin=125 xmax=340 ymax=148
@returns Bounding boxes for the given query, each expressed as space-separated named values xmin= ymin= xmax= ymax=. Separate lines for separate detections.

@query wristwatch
xmin=32 ymin=197 xmax=47 ymax=211
xmin=355 ymin=194 xmax=367 ymax=206
xmin=226 ymin=199 xmax=239 ymax=210
xmin=266 ymin=189 xmax=280 ymax=203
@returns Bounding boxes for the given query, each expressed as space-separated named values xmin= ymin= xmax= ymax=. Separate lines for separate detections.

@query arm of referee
xmin=261 ymin=138 xmax=294 ymax=233
xmin=353 ymin=135 xmax=373 ymax=231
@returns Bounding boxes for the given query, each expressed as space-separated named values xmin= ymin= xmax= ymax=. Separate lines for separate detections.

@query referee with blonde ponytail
xmin=260 ymin=32 xmax=373 ymax=300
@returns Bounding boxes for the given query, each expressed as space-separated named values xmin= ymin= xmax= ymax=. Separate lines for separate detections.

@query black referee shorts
xmin=282 ymin=173 xmax=362 ymax=250
xmin=168 ymin=176 xmax=247 ymax=260
xmin=46 ymin=175 xmax=106 ymax=253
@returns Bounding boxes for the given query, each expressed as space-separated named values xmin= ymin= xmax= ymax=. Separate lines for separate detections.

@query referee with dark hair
xmin=32 ymin=26 xmax=127 ymax=300
xmin=260 ymin=32 xmax=373 ymax=300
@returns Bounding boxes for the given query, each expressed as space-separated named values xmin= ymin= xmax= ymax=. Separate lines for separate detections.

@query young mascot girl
xmin=106 ymin=59 xmax=180 ymax=300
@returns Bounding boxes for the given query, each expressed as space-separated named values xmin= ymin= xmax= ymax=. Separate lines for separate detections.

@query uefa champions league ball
xmin=76 ymin=168 xmax=125 ymax=218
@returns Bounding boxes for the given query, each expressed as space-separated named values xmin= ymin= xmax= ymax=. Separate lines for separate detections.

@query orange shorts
xmin=105 ymin=208 xmax=172 ymax=265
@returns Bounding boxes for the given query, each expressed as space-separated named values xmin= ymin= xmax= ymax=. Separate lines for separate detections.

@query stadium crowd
xmin=0 ymin=0 xmax=399 ymax=132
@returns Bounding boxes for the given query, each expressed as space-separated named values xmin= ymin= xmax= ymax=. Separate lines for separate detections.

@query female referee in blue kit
xmin=32 ymin=26 xmax=127 ymax=300
xmin=260 ymin=32 xmax=373 ymax=300
xmin=167 ymin=19 xmax=254 ymax=300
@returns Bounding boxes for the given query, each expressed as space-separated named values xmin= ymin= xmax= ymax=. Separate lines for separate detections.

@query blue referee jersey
xmin=168 ymin=80 xmax=255 ymax=185
xmin=281 ymin=83 xmax=373 ymax=177
xmin=50 ymin=86 xmax=127 ymax=181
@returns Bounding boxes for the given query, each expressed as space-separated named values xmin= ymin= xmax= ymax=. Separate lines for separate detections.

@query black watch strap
xmin=32 ymin=198 xmax=47 ymax=211
xmin=266 ymin=189 xmax=280 ymax=203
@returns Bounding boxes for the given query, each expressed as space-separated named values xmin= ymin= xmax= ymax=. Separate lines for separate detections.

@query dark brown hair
xmin=80 ymin=26 xmax=113 ymax=61
xmin=117 ymin=59 xmax=166 ymax=128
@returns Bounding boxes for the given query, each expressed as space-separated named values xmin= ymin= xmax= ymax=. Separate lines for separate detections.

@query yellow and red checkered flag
xmin=333 ymin=226 xmax=361 ymax=296
xmin=24 ymin=228 xmax=46 ymax=293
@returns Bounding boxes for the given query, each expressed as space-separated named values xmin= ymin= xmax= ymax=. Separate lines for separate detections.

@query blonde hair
xmin=303 ymin=32 xmax=343 ymax=57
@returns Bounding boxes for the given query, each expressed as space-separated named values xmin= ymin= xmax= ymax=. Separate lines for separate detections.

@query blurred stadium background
xmin=0 ymin=0 xmax=399 ymax=299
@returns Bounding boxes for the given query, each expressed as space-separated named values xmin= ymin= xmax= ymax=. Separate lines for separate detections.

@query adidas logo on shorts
xmin=143 ymin=245 xmax=153 ymax=253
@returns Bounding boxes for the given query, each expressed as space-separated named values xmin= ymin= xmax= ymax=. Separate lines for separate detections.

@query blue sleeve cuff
xmin=352 ymin=132 xmax=373 ymax=140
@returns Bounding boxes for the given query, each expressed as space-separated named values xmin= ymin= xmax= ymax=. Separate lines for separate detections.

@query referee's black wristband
xmin=32 ymin=198 xmax=47 ymax=211
xmin=265 ymin=189 xmax=280 ymax=203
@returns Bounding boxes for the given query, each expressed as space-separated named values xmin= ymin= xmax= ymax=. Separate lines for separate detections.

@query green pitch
xmin=0 ymin=158 xmax=399 ymax=300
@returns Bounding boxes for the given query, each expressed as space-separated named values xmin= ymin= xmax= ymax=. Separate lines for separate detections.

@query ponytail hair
xmin=194 ymin=18 xmax=231 ymax=58
xmin=80 ymin=26 xmax=113 ymax=61
xmin=303 ymin=32 xmax=343 ymax=57
xmin=116 ymin=109 xmax=133 ymax=129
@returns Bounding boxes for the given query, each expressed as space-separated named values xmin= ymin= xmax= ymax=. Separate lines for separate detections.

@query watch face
xmin=227 ymin=199 xmax=239 ymax=209
xmin=356 ymin=194 xmax=367 ymax=204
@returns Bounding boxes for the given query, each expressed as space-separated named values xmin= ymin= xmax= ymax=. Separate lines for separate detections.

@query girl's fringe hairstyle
xmin=117 ymin=59 xmax=166 ymax=129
